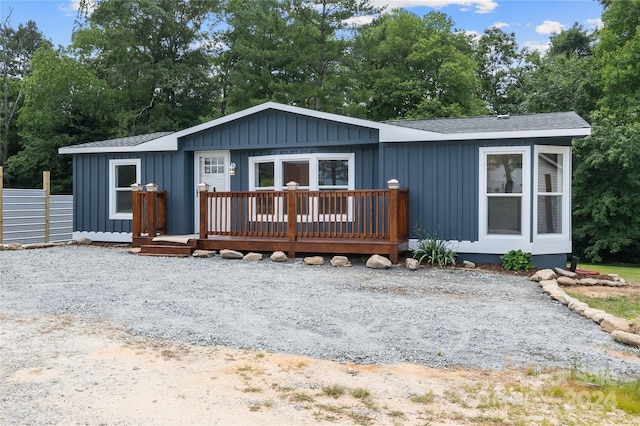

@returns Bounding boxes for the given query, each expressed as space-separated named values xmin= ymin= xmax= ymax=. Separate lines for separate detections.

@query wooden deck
xmin=132 ymin=186 xmax=409 ymax=263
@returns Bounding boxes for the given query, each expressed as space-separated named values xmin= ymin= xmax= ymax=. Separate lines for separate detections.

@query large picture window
xmin=248 ymin=153 xmax=354 ymax=221
xmin=109 ymin=159 xmax=141 ymax=220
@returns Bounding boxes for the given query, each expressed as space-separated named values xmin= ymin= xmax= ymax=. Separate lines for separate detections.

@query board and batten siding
xmin=380 ymin=139 xmax=546 ymax=243
xmin=73 ymin=151 xmax=193 ymax=235
xmin=180 ymin=109 xmax=379 ymax=151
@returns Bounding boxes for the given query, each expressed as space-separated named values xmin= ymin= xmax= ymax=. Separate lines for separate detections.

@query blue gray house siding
xmin=73 ymin=151 xmax=192 ymax=235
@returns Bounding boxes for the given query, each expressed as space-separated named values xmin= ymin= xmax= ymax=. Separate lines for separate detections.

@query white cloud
xmin=535 ymin=20 xmax=565 ymax=35
xmin=58 ymin=0 xmax=94 ymax=17
xmin=586 ymin=18 xmax=603 ymax=31
xmin=461 ymin=29 xmax=482 ymax=42
xmin=491 ymin=22 xmax=510 ymax=29
xmin=524 ymin=40 xmax=550 ymax=55
xmin=344 ymin=15 xmax=376 ymax=26
xmin=369 ymin=1 xmax=498 ymax=14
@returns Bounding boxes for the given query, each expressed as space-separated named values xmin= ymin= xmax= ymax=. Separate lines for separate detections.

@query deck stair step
xmin=139 ymin=244 xmax=195 ymax=257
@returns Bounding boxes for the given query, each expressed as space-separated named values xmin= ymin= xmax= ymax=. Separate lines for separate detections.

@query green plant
xmin=322 ymin=384 xmax=346 ymax=398
xmin=501 ymin=250 xmax=534 ymax=271
xmin=412 ymin=229 xmax=457 ymax=267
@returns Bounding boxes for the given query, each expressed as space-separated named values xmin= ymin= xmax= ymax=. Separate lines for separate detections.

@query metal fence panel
xmin=1 ymin=189 xmax=73 ymax=244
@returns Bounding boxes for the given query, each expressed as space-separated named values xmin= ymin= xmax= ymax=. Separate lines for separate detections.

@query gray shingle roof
xmin=386 ymin=112 xmax=590 ymax=134
xmin=63 ymin=132 xmax=172 ymax=149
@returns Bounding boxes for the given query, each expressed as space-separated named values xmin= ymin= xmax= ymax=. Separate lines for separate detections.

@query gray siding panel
xmin=73 ymin=151 xmax=192 ymax=235
xmin=181 ymin=110 xmax=379 ymax=150
xmin=382 ymin=139 xmax=535 ymax=242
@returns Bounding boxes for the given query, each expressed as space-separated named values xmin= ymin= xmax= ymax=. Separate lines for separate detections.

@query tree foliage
xmin=6 ymin=47 xmax=113 ymax=192
xmin=351 ymin=9 xmax=485 ymax=120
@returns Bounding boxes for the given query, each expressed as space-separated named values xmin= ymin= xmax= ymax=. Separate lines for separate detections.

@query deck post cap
xmin=197 ymin=182 xmax=210 ymax=192
xmin=387 ymin=178 xmax=400 ymax=189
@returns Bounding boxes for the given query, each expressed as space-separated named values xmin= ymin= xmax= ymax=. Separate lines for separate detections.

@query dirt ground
xmin=2 ymin=312 xmax=638 ymax=425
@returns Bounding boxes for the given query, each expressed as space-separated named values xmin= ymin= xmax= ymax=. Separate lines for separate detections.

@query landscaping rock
xmin=7 ymin=243 xmax=24 ymax=251
xmin=611 ymin=330 xmax=640 ymax=348
xmin=304 ymin=256 xmax=325 ymax=266
xmin=243 ymin=252 xmax=263 ymax=261
xmin=330 ymin=256 xmax=352 ymax=267
xmin=192 ymin=249 xmax=216 ymax=258
xmin=75 ymin=237 xmax=93 ymax=245
xmin=549 ymin=291 xmax=569 ymax=305
xmin=530 ymin=269 xmax=556 ymax=282
xmin=270 ymin=251 xmax=288 ymax=262
xmin=220 ymin=249 xmax=243 ymax=259
xmin=539 ymin=280 xmax=560 ymax=294
xmin=462 ymin=260 xmax=476 ymax=268
xmin=557 ymin=276 xmax=577 ymax=286
xmin=128 ymin=247 xmax=141 ymax=255
xmin=405 ymin=258 xmax=419 ymax=271
xmin=578 ymin=278 xmax=599 ymax=286
xmin=555 ymin=268 xmax=577 ymax=278
xmin=600 ymin=316 xmax=632 ymax=333
xmin=366 ymin=254 xmax=391 ymax=269
xmin=24 ymin=243 xmax=45 ymax=250
xmin=583 ymin=308 xmax=607 ymax=322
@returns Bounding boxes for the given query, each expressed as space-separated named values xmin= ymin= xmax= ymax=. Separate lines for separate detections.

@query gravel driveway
xmin=2 ymin=245 xmax=639 ymax=376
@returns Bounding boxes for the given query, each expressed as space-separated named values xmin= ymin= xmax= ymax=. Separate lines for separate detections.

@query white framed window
xmin=249 ymin=153 xmax=354 ymax=191
xmin=534 ymin=146 xmax=570 ymax=239
xmin=479 ymin=147 xmax=530 ymax=243
xmin=248 ymin=153 xmax=355 ymax=221
xmin=109 ymin=159 xmax=141 ymax=220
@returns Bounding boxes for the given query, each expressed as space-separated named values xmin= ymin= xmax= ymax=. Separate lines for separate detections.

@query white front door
xmin=194 ymin=151 xmax=230 ymax=232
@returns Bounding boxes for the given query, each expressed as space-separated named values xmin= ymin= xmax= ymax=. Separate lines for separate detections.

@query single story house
xmin=59 ymin=102 xmax=590 ymax=267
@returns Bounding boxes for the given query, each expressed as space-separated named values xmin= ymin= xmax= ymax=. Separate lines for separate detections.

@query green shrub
xmin=412 ymin=232 xmax=457 ymax=267
xmin=501 ymin=250 xmax=534 ymax=271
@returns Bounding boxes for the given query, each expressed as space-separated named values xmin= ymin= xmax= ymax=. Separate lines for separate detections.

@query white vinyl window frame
xmin=248 ymin=153 xmax=355 ymax=222
xmin=479 ymin=146 xmax=530 ymax=248
xmin=533 ymin=145 xmax=571 ymax=242
xmin=109 ymin=158 xmax=141 ymax=220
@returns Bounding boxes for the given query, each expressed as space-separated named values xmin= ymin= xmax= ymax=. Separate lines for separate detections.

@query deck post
xmin=286 ymin=181 xmax=298 ymax=258
xmin=198 ymin=183 xmax=210 ymax=240
xmin=131 ymin=183 xmax=143 ymax=237
xmin=145 ymin=183 xmax=158 ymax=236
xmin=387 ymin=179 xmax=400 ymax=263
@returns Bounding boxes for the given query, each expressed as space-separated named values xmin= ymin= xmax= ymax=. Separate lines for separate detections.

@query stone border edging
xmin=531 ymin=269 xmax=640 ymax=348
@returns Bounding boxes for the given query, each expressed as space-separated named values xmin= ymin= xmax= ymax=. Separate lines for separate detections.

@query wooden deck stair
xmin=136 ymin=235 xmax=198 ymax=258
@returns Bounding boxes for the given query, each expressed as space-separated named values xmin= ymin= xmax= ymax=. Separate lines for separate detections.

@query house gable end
xmin=180 ymin=109 xmax=380 ymax=151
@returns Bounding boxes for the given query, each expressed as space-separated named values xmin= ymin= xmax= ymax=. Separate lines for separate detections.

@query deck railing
xmin=199 ymin=185 xmax=408 ymax=244
xmin=132 ymin=187 xmax=166 ymax=237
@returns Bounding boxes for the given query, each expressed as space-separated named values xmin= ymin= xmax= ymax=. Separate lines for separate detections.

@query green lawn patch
xmin=566 ymin=292 xmax=640 ymax=321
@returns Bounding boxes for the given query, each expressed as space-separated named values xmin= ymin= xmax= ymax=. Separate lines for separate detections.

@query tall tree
xmin=6 ymin=47 xmax=114 ymax=192
xmin=73 ymin=0 xmax=222 ymax=135
xmin=215 ymin=0 xmax=294 ymax=115
xmin=0 ymin=16 xmax=50 ymax=173
xmin=572 ymin=0 xmax=640 ymax=262
xmin=475 ymin=27 xmax=525 ymax=114
xmin=351 ymin=9 xmax=485 ymax=120
xmin=288 ymin=0 xmax=379 ymax=111
xmin=522 ymin=25 xmax=599 ymax=120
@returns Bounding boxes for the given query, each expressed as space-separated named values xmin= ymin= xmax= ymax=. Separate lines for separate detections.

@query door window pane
xmin=488 ymin=197 xmax=522 ymax=234
xmin=282 ymin=161 xmax=309 ymax=186
xmin=486 ymin=154 xmax=523 ymax=193
xmin=318 ymin=160 xmax=349 ymax=186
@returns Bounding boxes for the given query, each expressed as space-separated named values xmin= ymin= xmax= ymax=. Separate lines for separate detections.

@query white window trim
xmin=479 ymin=146 xmax=530 ymax=250
xmin=248 ymin=153 xmax=355 ymax=222
xmin=533 ymin=145 xmax=571 ymax=246
xmin=109 ymin=158 xmax=141 ymax=220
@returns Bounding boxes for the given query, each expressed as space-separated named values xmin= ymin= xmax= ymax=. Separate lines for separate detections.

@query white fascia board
xmin=72 ymin=231 xmax=132 ymax=243
xmin=408 ymin=238 xmax=571 ymax=255
xmin=421 ymin=127 xmax=591 ymax=142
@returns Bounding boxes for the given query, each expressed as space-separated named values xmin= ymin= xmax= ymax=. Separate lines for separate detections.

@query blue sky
xmin=1 ymin=0 xmax=603 ymax=53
